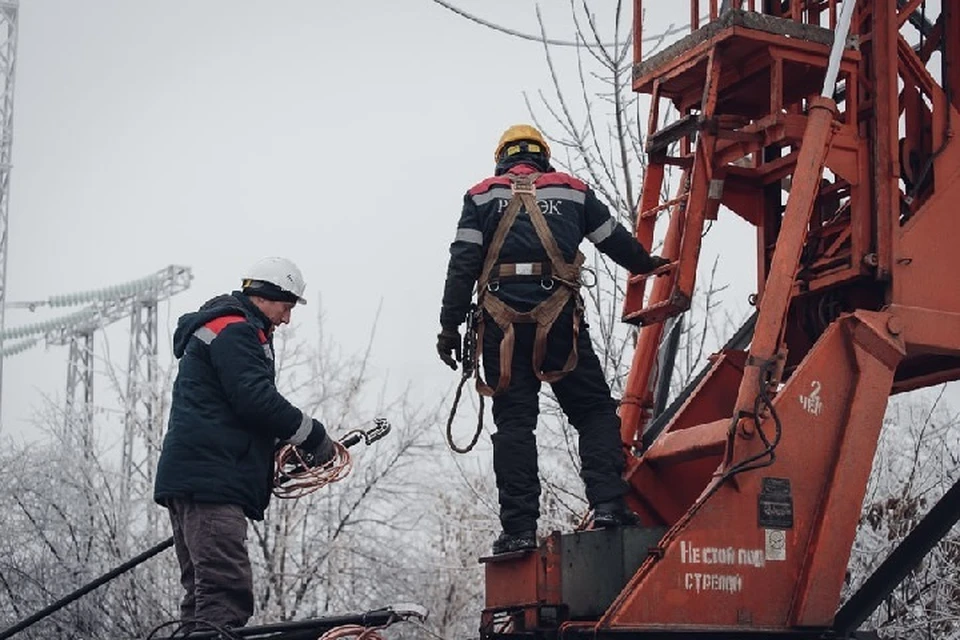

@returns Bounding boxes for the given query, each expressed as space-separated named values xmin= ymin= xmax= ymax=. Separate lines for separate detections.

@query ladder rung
xmin=647 ymin=114 xmax=703 ymax=155
xmin=716 ymin=129 xmax=764 ymax=143
xmin=628 ymin=261 xmax=675 ymax=284
xmin=641 ymin=194 xmax=689 ymax=219
xmin=622 ymin=298 xmax=687 ymax=327
xmin=658 ymin=155 xmax=694 ymax=169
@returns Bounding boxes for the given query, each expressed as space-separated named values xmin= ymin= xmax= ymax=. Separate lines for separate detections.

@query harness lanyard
xmin=445 ymin=304 xmax=484 ymax=454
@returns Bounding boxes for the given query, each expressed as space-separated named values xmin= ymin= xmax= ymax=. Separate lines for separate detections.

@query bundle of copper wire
xmin=317 ymin=624 xmax=386 ymax=640
xmin=272 ymin=441 xmax=352 ymax=499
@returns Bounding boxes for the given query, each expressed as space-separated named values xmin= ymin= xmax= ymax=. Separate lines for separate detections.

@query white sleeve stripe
xmin=471 ymin=186 xmax=512 ymax=206
xmin=193 ymin=327 xmax=217 ymax=344
xmin=586 ymin=218 xmax=617 ymax=244
xmin=535 ymin=186 xmax=586 ymax=203
xmin=455 ymin=228 xmax=484 ymax=245
xmin=286 ymin=410 xmax=313 ymax=445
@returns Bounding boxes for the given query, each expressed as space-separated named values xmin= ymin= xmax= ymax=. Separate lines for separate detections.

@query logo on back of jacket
xmin=496 ymin=198 xmax=565 ymax=216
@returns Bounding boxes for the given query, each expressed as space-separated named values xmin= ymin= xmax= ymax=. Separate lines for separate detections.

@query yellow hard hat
xmin=494 ymin=124 xmax=551 ymax=162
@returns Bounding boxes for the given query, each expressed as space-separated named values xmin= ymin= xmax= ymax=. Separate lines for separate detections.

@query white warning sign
xmin=765 ymin=529 xmax=787 ymax=562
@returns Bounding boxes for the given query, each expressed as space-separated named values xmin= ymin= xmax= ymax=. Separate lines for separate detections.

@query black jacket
xmin=154 ymin=291 xmax=326 ymax=520
xmin=440 ymin=161 xmax=657 ymax=329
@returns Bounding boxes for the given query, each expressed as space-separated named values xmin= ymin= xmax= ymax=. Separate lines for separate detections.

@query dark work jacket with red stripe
xmin=154 ymin=291 xmax=326 ymax=520
xmin=440 ymin=160 xmax=658 ymax=329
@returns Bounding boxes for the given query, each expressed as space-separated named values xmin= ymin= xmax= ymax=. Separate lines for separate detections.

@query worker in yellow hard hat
xmin=493 ymin=124 xmax=551 ymax=164
xmin=436 ymin=124 xmax=668 ymax=554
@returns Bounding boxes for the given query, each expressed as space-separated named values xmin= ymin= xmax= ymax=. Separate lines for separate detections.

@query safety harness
xmin=446 ymin=171 xmax=585 ymax=453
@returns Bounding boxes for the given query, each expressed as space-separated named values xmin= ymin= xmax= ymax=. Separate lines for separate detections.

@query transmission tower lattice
xmin=0 ymin=1 xmax=19 ymax=429
xmin=2 ymin=265 xmax=192 ymax=526
xmin=123 ymin=298 xmax=162 ymax=534
xmin=65 ymin=331 xmax=94 ymax=451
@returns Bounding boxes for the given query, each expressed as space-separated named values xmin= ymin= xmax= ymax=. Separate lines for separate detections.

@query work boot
xmin=592 ymin=501 xmax=642 ymax=529
xmin=492 ymin=530 xmax=537 ymax=555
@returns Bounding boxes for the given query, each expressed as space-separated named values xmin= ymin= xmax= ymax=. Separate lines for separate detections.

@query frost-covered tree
xmin=846 ymin=389 xmax=960 ymax=639
xmin=0 ymin=312 xmax=466 ymax=639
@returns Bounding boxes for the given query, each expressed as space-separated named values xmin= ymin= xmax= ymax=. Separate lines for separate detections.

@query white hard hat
xmin=242 ymin=257 xmax=307 ymax=304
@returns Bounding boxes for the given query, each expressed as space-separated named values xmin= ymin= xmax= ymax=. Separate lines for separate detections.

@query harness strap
xmin=474 ymin=298 xmax=516 ymax=396
xmin=521 ymin=188 xmax=581 ymax=284
xmin=473 ymin=171 xmax=586 ymax=397
xmin=478 ymin=173 xmax=541 ymax=293
xmin=476 ymin=285 xmax=583 ymax=395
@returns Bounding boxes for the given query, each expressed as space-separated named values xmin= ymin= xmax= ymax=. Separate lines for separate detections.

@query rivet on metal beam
xmin=886 ymin=316 xmax=903 ymax=337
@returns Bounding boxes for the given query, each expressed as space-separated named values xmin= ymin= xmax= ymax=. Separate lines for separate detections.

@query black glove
xmin=436 ymin=327 xmax=461 ymax=370
xmin=303 ymin=434 xmax=336 ymax=468
xmin=630 ymin=252 xmax=671 ymax=275
xmin=649 ymin=255 xmax=671 ymax=275
xmin=296 ymin=420 xmax=336 ymax=467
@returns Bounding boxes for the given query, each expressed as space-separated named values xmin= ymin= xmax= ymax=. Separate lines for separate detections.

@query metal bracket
xmin=384 ymin=602 xmax=429 ymax=623
xmin=340 ymin=417 xmax=392 ymax=448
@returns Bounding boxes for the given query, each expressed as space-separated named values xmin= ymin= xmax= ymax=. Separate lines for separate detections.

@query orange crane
xmin=480 ymin=1 xmax=960 ymax=638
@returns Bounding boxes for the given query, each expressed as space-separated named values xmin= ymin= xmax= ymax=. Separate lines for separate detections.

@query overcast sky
xmin=0 ymin=2 xmax=767 ymax=440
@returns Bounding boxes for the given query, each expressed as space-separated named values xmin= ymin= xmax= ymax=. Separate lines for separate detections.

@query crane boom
xmin=480 ymin=1 xmax=960 ymax=637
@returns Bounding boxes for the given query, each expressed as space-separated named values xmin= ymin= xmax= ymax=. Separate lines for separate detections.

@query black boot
xmin=492 ymin=530 xmax=537 ymax=555
xmin=592 ymin=501 xmax=642 ymax=529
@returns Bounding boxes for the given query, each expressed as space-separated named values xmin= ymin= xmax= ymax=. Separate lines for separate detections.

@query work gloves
xmin=626 ymin=249 xmax=671 ymax=276
xmin=299 ymin=433 xmax=336 ymax=468
xmin=634 ymin=254 xmax=671 ymax=274
xmin=648 ymin=255 xmax=671 ymax=273
xmin=310 ymin=434 xmax=337 ymax=467
xmin=437 ymin=327 xmax=461 ymax=370
xmin=296 ymin=420 xmax=337 ymax=467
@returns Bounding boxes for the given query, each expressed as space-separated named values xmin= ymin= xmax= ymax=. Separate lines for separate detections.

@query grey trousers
xmin=167 ymin=499 xmax=254 ymax=628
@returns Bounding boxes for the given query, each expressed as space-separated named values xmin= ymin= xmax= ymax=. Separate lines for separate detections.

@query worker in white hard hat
xmin=154 ymin=256 xmax=334 ymax=629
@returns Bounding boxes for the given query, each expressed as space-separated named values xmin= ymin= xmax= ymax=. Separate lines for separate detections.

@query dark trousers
xmin=167 ymin=499 xmax=254 ymax=628
xmin=482 ymin=308 xmax=627 ymax=534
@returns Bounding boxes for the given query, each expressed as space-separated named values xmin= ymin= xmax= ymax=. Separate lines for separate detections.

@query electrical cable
xmin=272 ymin=441 xmax=352 ymax=499
xmin=317 ymin=623 xmax=387 ymax=640
xmin=721 ymin=359 xmax=783 ymax=480
xmin=0 ymin=538 xmax=174 ymax=640
xmin=429 ymin=0 xmax=694 ymax=48
xmin=274 ymin=418 xmax=391 ymax=497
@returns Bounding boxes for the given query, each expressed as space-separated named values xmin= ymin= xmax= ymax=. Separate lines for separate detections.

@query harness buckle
xmin=540 ymin=277 xmax=555 ymax=291
xmin=510 ymin=179 xmax=536 ymax=197
xmin=487 ymin=281 xmax=501 ymax=292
